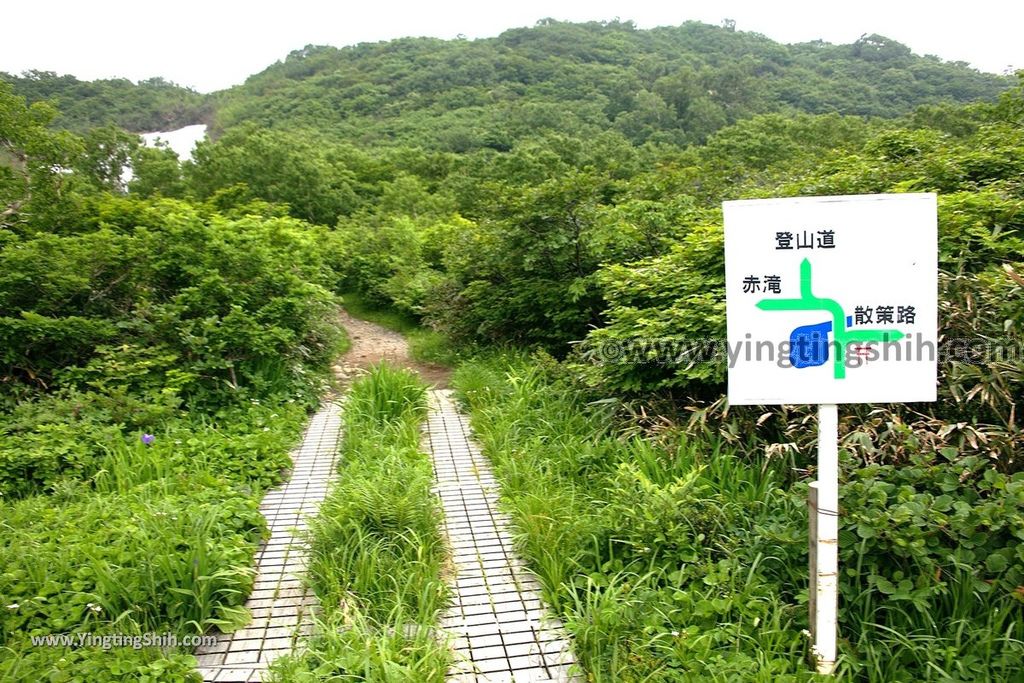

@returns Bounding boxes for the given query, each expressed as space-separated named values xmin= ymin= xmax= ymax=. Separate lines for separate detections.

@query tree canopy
xmin=3 ymin=20 xmax=1010 ymax=148
xmin=207 ymin=20 xmax=1009 ymax=148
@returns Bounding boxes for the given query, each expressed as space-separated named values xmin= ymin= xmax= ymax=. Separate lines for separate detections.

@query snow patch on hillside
xmin=141 ymin=124 xmax=207 ymax=161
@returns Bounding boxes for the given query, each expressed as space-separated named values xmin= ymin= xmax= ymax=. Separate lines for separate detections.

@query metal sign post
xmin=722 ymin=193 xmax=938 ymax=675
xmin=811 ymin=403 xmax=839 ymax=674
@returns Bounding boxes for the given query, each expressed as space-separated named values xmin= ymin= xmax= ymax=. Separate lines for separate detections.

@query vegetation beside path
xmin=2 ymin=27 xmax=1023 ymax=683
xmin=453 ymin=355 xmax=1024 ymax=682
xmin=269 ymin=364 xmax=451 ymax=682
xmin=0 ymin=198 xmax=347 ymax=679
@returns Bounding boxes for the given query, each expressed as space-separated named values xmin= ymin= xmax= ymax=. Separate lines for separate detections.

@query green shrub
xmin=0 ymin=198 xmax=342 ymax=408
xmin=0 ymin=89 xmax=344 ymax=680
xmin=0 ymin=393 xmax=304 ymax=499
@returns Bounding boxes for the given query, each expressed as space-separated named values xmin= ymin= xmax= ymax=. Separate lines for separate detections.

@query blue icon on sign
xmin=790 ymin=321 xmax=832 ymax=368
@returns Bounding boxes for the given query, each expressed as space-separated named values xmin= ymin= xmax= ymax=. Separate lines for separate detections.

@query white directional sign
xmin=724 ymin=193 xmax=938 ymax=406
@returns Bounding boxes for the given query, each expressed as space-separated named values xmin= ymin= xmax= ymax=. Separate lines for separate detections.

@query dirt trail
xmin=332 ymin=309 xmax=451 ymax=387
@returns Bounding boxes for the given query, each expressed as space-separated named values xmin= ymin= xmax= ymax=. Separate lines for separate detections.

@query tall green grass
xmin=269 ymin=364 xmax=451 ymax=682
xmin=453 ymin=354 xmax=1024 ymax=682
xmin=0 ymin=402 xmax=311 ymax=681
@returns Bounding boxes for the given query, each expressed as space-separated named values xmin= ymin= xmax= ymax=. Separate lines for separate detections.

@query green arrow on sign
xmin=756 ymin=259 xmax=904 ymax=379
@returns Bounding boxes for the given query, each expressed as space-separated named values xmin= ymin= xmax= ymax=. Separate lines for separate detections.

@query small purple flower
xmin=141 ymin=434 xmax=155 ymax=446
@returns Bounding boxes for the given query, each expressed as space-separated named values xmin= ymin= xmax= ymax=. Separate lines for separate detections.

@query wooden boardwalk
xmin=195 ymin=402 xmax=342 ymax=683
xmin=425 ymin=390 xmax=581 ymax=683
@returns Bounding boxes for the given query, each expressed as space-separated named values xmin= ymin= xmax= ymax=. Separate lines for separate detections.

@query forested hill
xmin=0 ymin=70 xmax=207 ymax=133
xmin=210 ymin=19 xmax=1009 ymax=147
xmin=3 ymin=19 xmax=1011 ymax=144
xmin=2 ymin=15 xmax=1024 ymax=680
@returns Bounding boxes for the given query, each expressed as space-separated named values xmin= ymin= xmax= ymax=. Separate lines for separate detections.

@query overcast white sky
xmin=3 ymin=1 xmax=1021 ymax=93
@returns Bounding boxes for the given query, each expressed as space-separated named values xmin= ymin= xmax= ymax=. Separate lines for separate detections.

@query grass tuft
xmin=268 ymin=364 xmax=451 ymax=681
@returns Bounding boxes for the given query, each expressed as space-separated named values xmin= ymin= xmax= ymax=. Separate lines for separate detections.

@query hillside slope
xmin=1 ymin=70 xmax=207 ymax=133
xmin=3 ymin=19 xmax=1010 ymax=146
xmin=211 ymin=19 xmax=1009 ymax=147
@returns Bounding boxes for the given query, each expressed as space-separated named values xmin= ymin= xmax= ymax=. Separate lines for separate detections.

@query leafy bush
xmin=1 ymin=88 xmax=347 ymax=679
xmin=0 ymin=198 xmax=342 ymax=408
xmin=575 ymin=221 xmax=726 ymax=394
xmin=0 ymin=199 xmax=344 ymax=498
xmin=185 ymin=127 xmax=362 ymax=226
xmin=0 ymin=479 xmax=261 ymax=641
